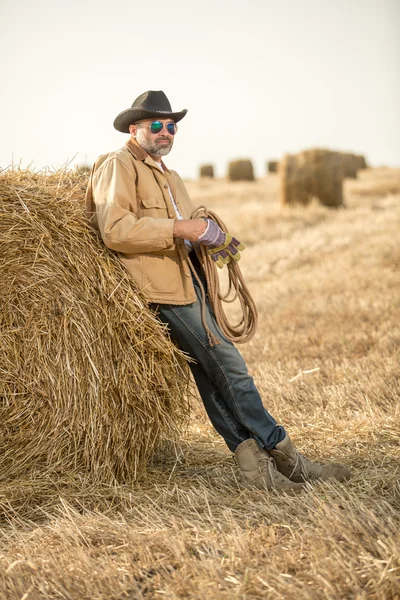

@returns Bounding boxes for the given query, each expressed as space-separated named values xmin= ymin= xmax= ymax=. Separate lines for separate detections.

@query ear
xmin=129 ymin=123 xmax=137 ymax=136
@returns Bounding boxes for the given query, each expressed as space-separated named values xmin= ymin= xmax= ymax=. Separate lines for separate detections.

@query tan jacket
xmin=85 ymin=139 xmax=198 ymax=304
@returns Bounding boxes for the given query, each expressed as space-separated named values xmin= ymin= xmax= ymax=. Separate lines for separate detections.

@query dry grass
xmin=0 ymin=167 xmax=399 ymax=599
xmin=347 ymin=167 xmax=400 ymax=197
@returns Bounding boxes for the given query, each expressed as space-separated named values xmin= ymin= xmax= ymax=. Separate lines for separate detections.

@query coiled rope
xmin=188 ymin=206 xmax=258 ymax=346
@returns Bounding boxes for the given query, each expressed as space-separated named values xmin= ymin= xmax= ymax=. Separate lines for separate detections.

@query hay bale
xmin=227 ymin=159 xmax=255 ymax=181
xmin=199 ymin=164 xmax=214 ymax=178
xmin=314 ymin=150 xmax=344 ymax=207
xmin=340 ymin=153 xmax=359 ymax=179
xmin=355 ymin=154 xmax=367 ymax=170
xmin=76 ymin=163 xmax=93 ymax=174
xmin=267 ymin=160 xmax=278 ymax=174
xmin=279 ymin=149 xmax=344 ymax=208
xmin=0 ymin=169 xmax=190 ymax=486
xmin=279 ymin=153 xmax=314 ymax=206
xmin=338 ymin=153 xmax=368 ymax=178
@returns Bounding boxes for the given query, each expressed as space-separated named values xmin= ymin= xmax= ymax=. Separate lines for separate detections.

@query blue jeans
xmin=150 ymin=263 xmax=285 ymax=453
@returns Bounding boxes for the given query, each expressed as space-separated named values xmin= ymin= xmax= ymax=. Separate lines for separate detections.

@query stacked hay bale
xmin=76 ymin=163 xmax=93 ymax=174
xmin=315 ymin=150 xmax=344 ymax=206
xmin=199 ymin=164 xmax=214 ymax=178
xmin=0 ymin=169 xmax=190 ymax=487
xmin=338 ymin=153 xmax=368 ymax=179
xmin=340 ymin=153 xmax=359 ymax=179
xmin=267 ymin=160 xmax=279 ymax=174
xmin=355 ymin=154 xmax=367 ymax=170
xmin=279 ymin=149 xmax=344 ymax=207
xmin=279 ymin=152 xmax=316 ymax=206
xmin=228 ymin=159 xmax=255 ymax=181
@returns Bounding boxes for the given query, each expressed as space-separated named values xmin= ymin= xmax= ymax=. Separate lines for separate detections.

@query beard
xmin=135 ymin=128 xmax=173 ymax=157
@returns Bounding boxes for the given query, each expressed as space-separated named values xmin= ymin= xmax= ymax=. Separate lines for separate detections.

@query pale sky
xmin=1 ymin=0 xmax=399 ymax=178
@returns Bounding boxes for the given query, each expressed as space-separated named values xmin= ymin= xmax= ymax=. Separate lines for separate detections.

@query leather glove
xmin=207 ymin=234 xmax=246 ymax=268
xmin=198 ymin=219 xmax=245 ymax=268
xmin=197 ymin=219 xmax=226 ymax=247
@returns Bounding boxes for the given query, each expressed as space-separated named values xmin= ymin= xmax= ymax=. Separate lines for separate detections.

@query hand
xmin=207 ymin=235 xmax=246 ymax=268
xmin=173 ymin=219 xmax=207 ymax=242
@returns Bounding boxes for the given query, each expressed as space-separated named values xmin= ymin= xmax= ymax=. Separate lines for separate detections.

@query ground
xmin=1 ymin=168 xmax=399 ymax=599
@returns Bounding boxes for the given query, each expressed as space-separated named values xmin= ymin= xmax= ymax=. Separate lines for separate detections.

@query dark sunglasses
xmin=146 ymin=121 xmax=177 ymax=135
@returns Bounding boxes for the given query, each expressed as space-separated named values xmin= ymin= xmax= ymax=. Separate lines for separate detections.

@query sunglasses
xmin=144 ymin=121 xmax=177 ymax=135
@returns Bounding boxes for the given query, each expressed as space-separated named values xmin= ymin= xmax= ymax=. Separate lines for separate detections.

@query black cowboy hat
xmin=113 ymin=90 xmax=188 ymax=133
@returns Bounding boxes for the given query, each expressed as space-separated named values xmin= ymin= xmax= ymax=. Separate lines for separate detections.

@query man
xmin=86 ymin=90 xmax=351 ymax=493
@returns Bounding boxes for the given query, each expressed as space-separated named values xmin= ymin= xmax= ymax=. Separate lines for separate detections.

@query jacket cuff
xmin=158 ymin=218 xmax=175 ymax=249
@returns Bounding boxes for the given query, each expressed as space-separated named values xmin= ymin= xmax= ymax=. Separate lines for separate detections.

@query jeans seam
xmin=171 ymin=306 xmax=242 ymax=442
xmin=210 ymin=391 xmax=244 ymax=438
xmin=170 ymin=305 xmax=261 ymax=439
xmin=210 ymin=350 xmax=261 ymax=438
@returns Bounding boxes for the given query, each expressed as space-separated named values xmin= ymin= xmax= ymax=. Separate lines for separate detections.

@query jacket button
xmin=186 ymin=273 xmax=191 ymax=277
xmin=164 ymin=184 xmax=168 ymax=189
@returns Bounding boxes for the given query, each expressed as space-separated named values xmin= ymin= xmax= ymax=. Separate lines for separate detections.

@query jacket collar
xmin=125 ymin=138 xmax=170 ymax=172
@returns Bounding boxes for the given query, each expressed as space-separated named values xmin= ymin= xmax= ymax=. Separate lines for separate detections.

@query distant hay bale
xmin=279 ymin=152 xmax=315 ymax=206
xmin=228 ymin=159 xmax=255 ymax=182
xmin=355 ymin=154 xmax=367 ymax=170
xmin=199 ymin=164 xmax=214 ymax=178
xmin=0 ymin=169 xmax=190 ymax=486
xmin=76 ymin=164 xmax=93 ymax=174
xmin=279 ymin=149 xmax=344 ymax=208
xmin=279 ymin=154 xmax=305 ymax=206
xmin=315 ymin=150 xmax=344 ymax=207
xmin=339 ymin=153 xmax=368 ymax=179
xmin=340 ymin=153 xmax=359 ymax=179
xmin=267 ymin=160 xmax=278 ymax=174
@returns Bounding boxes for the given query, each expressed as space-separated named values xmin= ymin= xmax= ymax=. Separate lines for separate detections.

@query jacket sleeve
xmin=91 ymin=157 xmax=175 ymax=254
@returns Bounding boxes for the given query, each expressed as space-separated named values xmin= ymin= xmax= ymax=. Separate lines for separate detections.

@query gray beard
xmin=136 ymin=129 xmax=173 ymax=157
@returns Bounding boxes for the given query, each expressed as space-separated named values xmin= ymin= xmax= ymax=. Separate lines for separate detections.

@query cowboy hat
xmin=113 ymin=90 xmax=188 ymax=133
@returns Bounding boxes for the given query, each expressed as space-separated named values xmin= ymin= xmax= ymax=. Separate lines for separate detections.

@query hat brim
xmin=113 ymin=108 xmax=188 ymax=133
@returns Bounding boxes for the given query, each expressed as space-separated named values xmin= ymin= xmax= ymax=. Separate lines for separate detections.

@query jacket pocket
xmin=140 ymin=195 xmax=166 ymax=209
xmin=142 ymin=253 xmax=179 ymax=295
xmin=138 ymin=195 xmax=168 ymax=219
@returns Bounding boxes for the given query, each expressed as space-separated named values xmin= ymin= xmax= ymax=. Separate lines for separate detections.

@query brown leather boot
xmin=235 ymin=439 xmax=305 ymax=494
xmin=269 ymin=434 xmax=352 ymax=483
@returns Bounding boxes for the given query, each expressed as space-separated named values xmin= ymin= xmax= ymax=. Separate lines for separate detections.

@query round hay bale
xmin=340 ymin=153 xmax=358 ymax=179
xmin=279 ymin=153 xmax=313 ymax=206
xmin=355 ymin=154 xmax=367 ymax=170
xmin=199 ymin=164 xmax=214 ymax=178
xmin=314 ymin=150 xmax=344 ymax=207
xmin=338 ymin=153 xmax=367 ymax=178
xmin=279 ymin=149 xmax=343 ymax=208
xmin=227 ymin=159 xmax=255 ymax=182
xmin=0 ymin=169 xmax=190 ymax=486
xmin=76 ymin=163 xmax=93 ymax=174
xmin=267 ymin=160 xmax=278 ymax=174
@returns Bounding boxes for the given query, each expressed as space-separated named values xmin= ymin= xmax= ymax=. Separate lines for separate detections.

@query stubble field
xmin=1 ymin=168 xmax=399 ymax=599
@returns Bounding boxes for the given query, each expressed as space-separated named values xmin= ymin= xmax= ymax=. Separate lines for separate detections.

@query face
xmin=129 ymin=119 xmax=177 ymax=158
